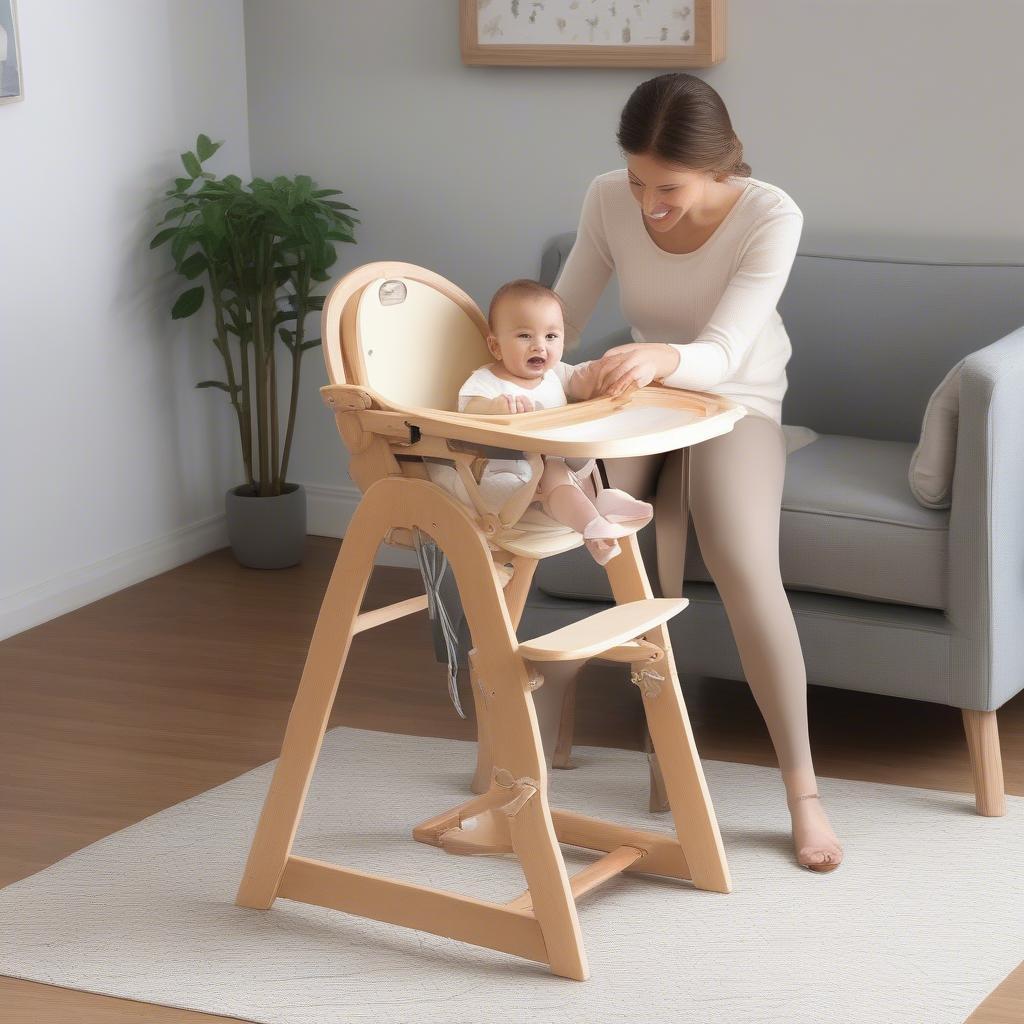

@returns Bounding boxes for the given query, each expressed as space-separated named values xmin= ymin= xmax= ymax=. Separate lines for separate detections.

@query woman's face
xmin=625 ymin=151 xmax=716 ymax=233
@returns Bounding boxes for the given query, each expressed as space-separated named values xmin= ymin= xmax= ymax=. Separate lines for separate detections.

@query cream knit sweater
xmin=552 ymin=168 xmax=804 ymax=424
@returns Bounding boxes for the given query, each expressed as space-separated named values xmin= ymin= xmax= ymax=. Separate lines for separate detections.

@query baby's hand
xmin=492 ymin=394 xmax=534 ymax=414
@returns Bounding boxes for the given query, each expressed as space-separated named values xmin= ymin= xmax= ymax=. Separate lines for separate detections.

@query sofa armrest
xmin=947 ymin=324 xmax=1024 ymax=710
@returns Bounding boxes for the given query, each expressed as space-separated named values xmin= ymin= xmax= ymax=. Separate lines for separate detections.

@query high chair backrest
xmin=322 ymin=262 xmax=492 ymax=413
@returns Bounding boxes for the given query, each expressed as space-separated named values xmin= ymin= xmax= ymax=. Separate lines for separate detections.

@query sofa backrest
xmin=540 ymin=232 xmax=1024 ymax=441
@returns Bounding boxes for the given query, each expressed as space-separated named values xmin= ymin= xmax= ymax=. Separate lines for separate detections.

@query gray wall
xmin=242 ymin=0 xmax=1023 ymax=513
xmin=0 ymin=1 xmax=251 ymax=638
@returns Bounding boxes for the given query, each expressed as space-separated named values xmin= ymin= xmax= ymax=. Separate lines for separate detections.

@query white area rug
xmin=0 ymin=726 xmax=1020 ymax=1024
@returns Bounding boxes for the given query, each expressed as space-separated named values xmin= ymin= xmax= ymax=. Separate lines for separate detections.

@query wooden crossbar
xmin=278 ymin=855 xmax=547 ymax=964
xmin=551 ymin=810 xmax=691 ymax=881
xmin=353 ymin=594 xmax=429 ymax=634
xmin=593 ymin=638 xmax=663 ymax=664
xmin=411 ymin=797 xmax=693 ymax=882
xmin=506 ymin=845 xmax=645 ymax=912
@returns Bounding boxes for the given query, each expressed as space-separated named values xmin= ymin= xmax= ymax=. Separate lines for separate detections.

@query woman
xmin=551 ymin=73 xmax=844 ymax=873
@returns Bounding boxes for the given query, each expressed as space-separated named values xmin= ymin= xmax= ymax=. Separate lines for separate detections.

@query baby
xmin=457 ymin=279 xmax=653 ymax=565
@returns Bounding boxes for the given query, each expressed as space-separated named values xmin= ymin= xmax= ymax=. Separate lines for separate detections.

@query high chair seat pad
xmin=494 ymin=509 xmax=584 ymax=559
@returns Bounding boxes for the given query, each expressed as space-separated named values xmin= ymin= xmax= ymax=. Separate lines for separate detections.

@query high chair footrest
xmin=517 ymin=598 xmax=688 ymax=663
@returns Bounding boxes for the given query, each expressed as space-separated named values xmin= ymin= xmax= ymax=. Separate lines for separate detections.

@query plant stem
xmin=269 ymin=291 xmax=280 ymax=493
xmin=280 ymin=259 xmax=307 ymax=486
xmin=253 ymin=239 xmax=271 ymax=496
xmin=210 ymin=264 xmax=252 ymax=485
xmin=280 ymin=346 xmax=302 ymax=488
xmin=228 ymin=227 xmax=256 ymax=491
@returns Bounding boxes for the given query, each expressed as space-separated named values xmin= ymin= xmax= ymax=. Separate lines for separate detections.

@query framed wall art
xmin=460 ymin=0 xmax=725 ymax=68
xmin=0 ymin=0 xmax=23 ymax=104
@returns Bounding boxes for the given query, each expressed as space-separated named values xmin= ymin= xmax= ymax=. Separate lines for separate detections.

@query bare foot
xmin=787 ymin=792 xmax=844 ymax=872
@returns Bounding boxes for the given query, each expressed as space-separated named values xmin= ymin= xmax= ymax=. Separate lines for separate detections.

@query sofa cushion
xmin=908 ymin=358 xmax=964 ymax=509
xmin=535 ymin=434 xmax=951 ymax=610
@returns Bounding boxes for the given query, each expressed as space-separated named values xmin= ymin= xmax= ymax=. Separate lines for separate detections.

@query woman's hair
xmin=616 ymin=72 xmax=751 ymax=181
xmin=488 ymin=278 xmax=570 ymax=334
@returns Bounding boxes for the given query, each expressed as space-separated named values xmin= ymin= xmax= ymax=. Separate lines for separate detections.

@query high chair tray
xmin=325 ymin=384 xmax=747 ymax=460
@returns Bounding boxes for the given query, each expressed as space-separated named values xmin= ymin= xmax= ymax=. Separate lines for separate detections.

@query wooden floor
xmin=1 ymin=535 xmax=1021 ymax=1023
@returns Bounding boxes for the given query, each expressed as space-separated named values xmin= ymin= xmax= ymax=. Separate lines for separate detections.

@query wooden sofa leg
xmin=551 ymin=677 xmax=577 ymax=769
xmin=643 ymin=725 xmax=670 ymax=813
xmin=962 ymin=709 xmax=1006 ymax=817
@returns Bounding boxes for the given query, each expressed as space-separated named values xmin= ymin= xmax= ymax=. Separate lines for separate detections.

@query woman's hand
xmin=593 ymin=343 xmax=681 ymax=397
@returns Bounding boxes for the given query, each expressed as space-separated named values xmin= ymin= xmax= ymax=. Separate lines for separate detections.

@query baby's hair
xmin=487 ymin=279 xmax=578 ymax=343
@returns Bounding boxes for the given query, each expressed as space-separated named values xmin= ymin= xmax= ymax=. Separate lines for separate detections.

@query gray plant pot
xmin=225 ymin=483 xmax=307 ymax=569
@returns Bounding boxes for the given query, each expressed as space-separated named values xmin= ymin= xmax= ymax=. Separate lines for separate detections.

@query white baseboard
xmin=305 ymin=482 xmax=418 ymax=568
xmin=0 ymin=513 xmax=229 ymax=642
xmin=1 ymin=484 xmax=419 ymax=643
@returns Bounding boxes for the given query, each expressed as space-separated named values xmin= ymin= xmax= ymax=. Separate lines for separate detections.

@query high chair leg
xmin=235 ymin=478 xmax=385 ymax=910
xmin=603 ymin=533 xmax=731 ymax=894
xmin=468 ymin=654 xmax=493 ymax=795
xmin=504 ymin=762 xmax=588 ymax=980
xmin=459 ymin=553 xmax=587 ymax=978
xmin=471 ymin=555 xmax=537 ymax=793
xmin=237 ymin=478 xmax=588 ymax=978
xmin=551 ymin=678 xmax=578 ymax=769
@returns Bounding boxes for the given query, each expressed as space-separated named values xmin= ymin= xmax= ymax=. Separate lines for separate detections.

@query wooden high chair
xmin=235 ymin=262 xmax=746 ymax=980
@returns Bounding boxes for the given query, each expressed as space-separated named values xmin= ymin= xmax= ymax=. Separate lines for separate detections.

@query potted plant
xmin=151 ymin=134 xmax=358 ymax=568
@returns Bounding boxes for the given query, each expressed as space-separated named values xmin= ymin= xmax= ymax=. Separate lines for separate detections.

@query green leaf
xmin=181 ymin=150 xmax=202 ymax=178
xmin=300 ymin=338 xmax=322 ymax=351
xmin=195 ymin=380 xmax=239 ymax=393
xmin=200 ymin=202 xmax=227 ymax=239
xmin=170 ymin=229 xmax=193 ymax=266
xmin=172 ymin=286 xmax=205 ymax=319
xmin=180 ymin=251 xmax=209 ymax=280
xmin=196 ymin=134 xmax=221 ymax=161
xmin=149 ymin=227 xmax=177 ymax=249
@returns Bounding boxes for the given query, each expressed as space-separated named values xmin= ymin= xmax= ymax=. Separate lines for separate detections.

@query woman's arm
xmin=552 ymin=359 xmax=600 ymax=401
xmin=552 ymin=176 xmax=615 ymax=351
xmin=659 ymin=209 xmax=804 ymax=391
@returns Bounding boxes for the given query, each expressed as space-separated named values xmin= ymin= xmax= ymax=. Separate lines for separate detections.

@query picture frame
xmin=0 ymin=0 xmax=23 ymax=105
xmin=460 ymin=0 xmax=725 ymax=68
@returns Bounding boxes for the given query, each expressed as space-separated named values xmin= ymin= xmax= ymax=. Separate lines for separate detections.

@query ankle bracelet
xmin=788 ymin=793 xmax=820 ymax=803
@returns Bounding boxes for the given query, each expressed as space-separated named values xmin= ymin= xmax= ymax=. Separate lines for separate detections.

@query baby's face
xmin=487 ymin=295 xmax=564 ymax=381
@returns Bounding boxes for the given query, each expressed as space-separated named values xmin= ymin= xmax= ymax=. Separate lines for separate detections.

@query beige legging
xmin=532 ymin=409 xmax=815 ymax=779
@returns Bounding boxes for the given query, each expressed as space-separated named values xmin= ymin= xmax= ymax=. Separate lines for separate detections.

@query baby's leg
xmin=564 ymin=458 xmax=652 ymax=523
xmin=537 ymin=458 xmax=630 ymax=565
xmin=537 ymin=458 xmax=599 ymax=533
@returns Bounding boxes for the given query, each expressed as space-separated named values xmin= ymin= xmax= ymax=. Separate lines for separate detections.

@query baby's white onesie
xmin=427 ymin=361 xmax=590 ymax=512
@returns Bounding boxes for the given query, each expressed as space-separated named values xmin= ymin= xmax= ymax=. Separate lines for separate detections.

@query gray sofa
xmin=520 ymin=234 xmax=1024 ymax=815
